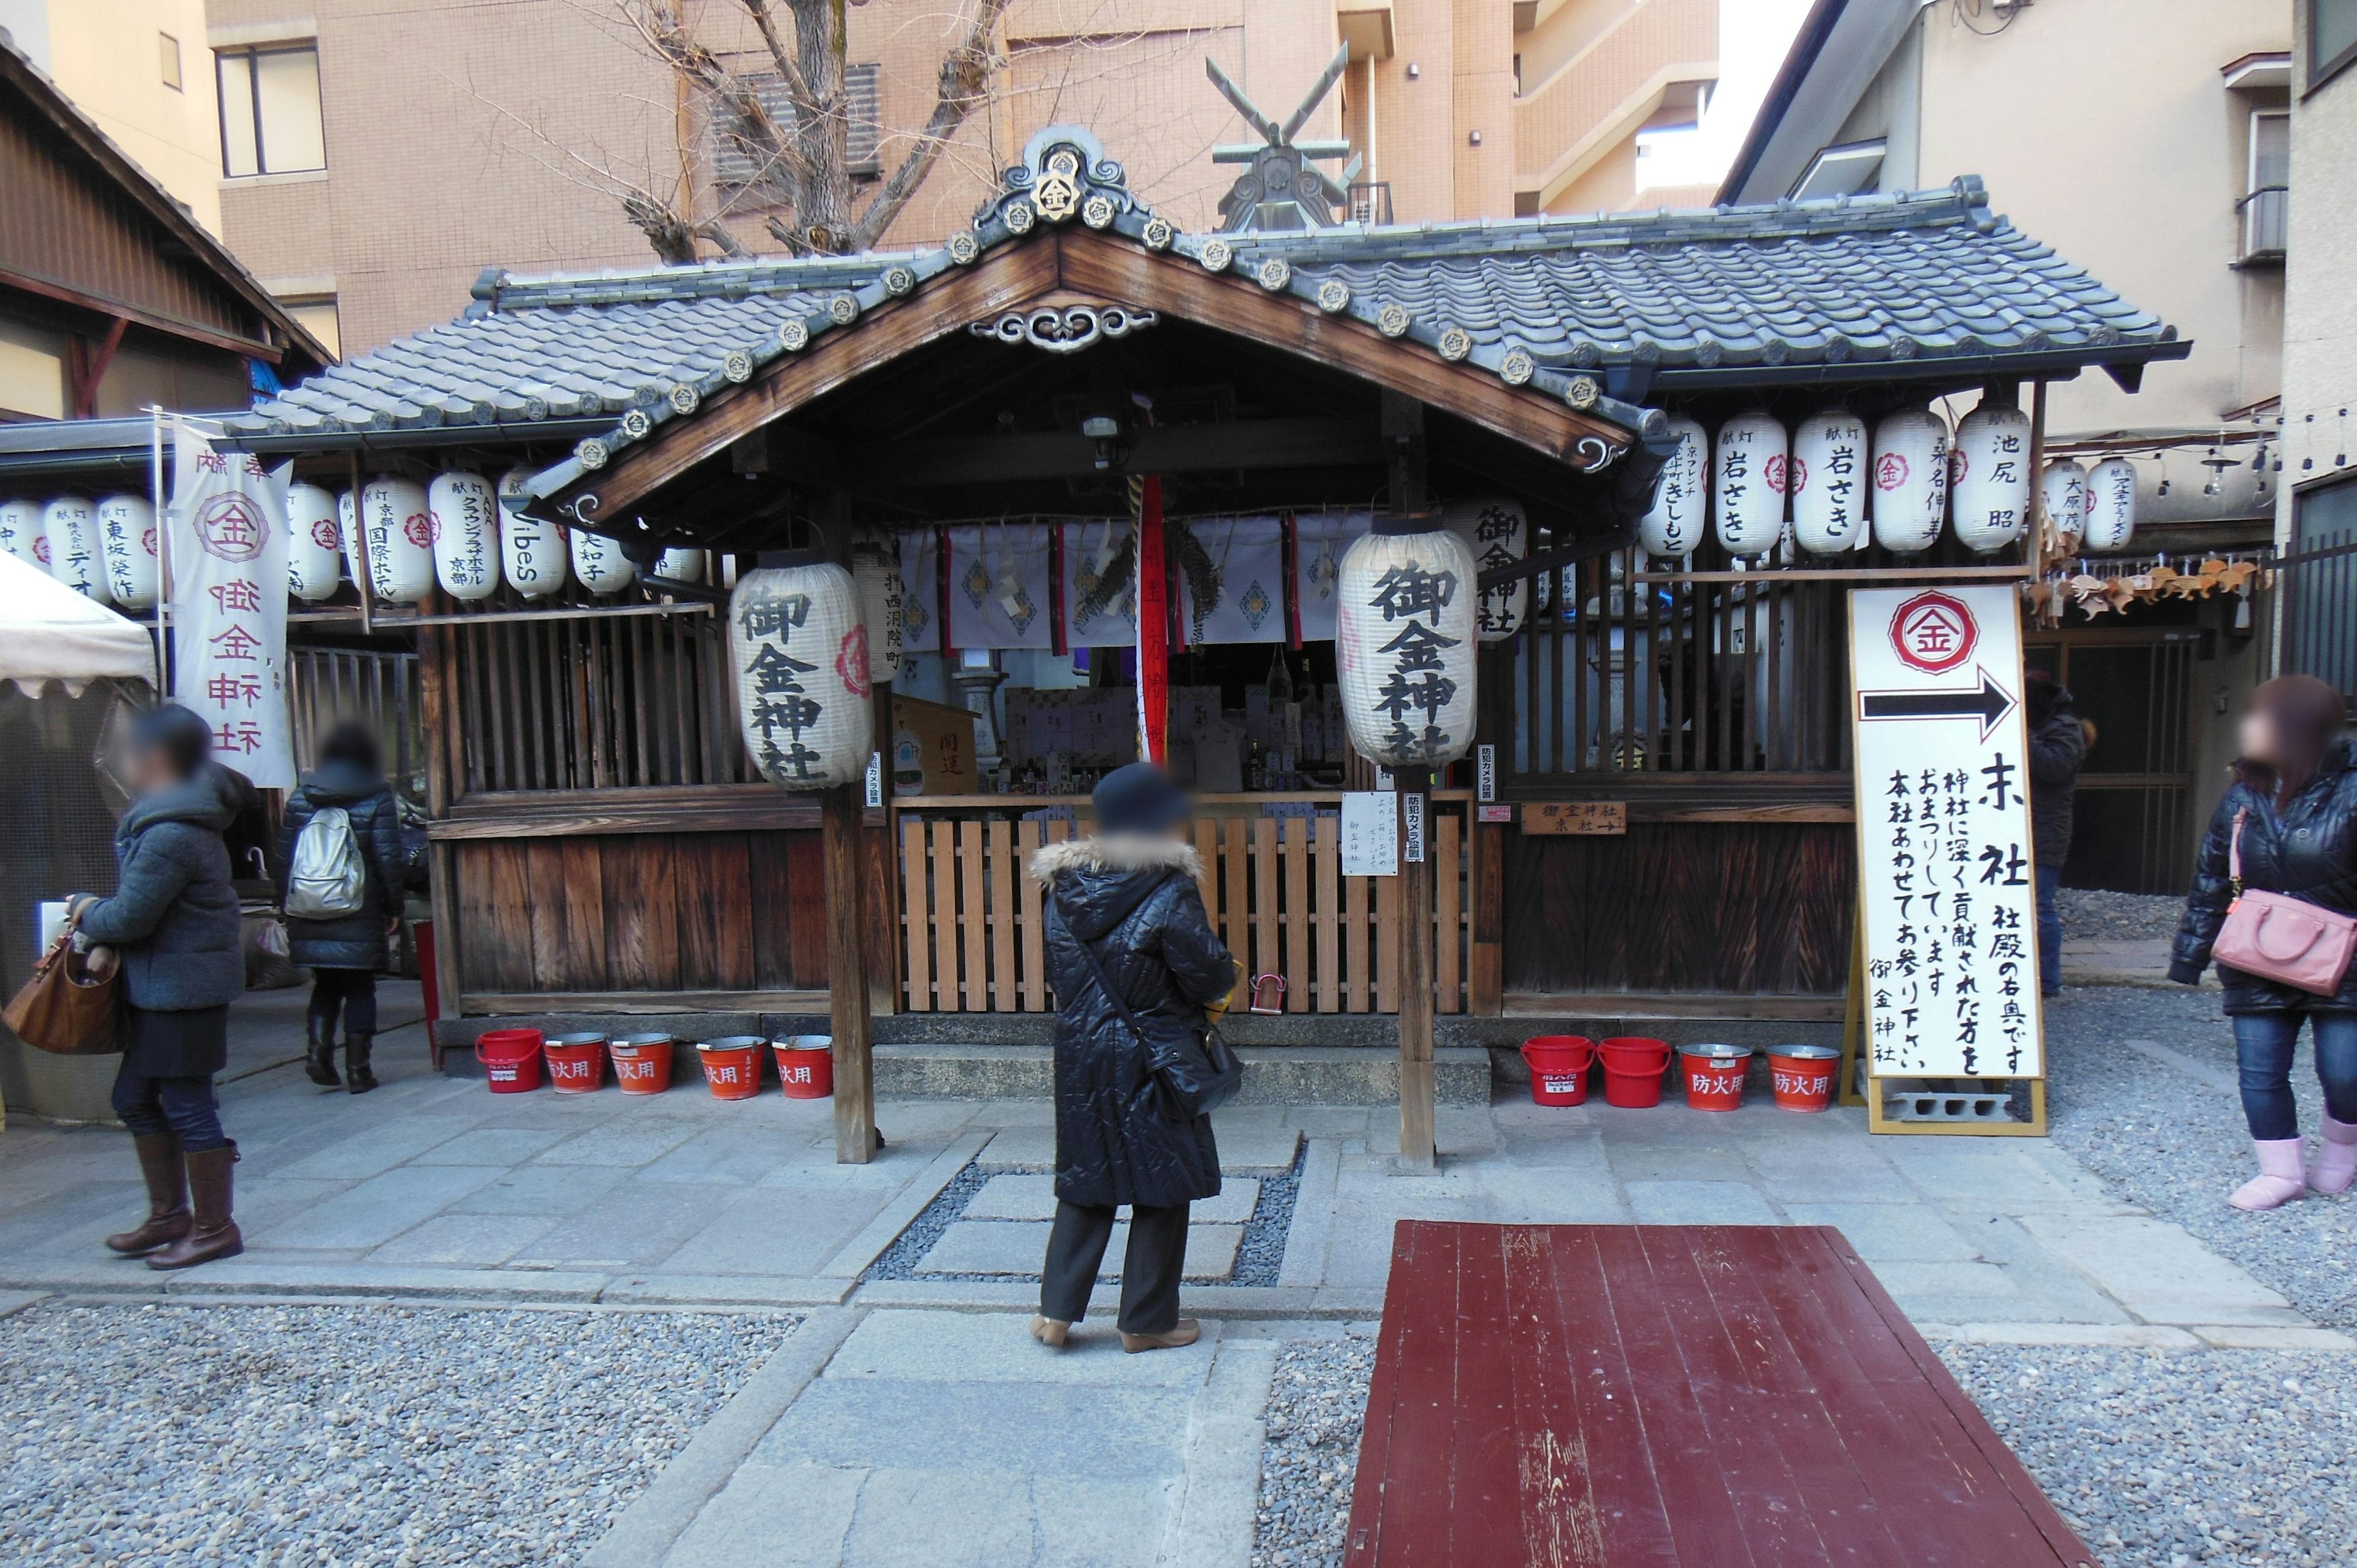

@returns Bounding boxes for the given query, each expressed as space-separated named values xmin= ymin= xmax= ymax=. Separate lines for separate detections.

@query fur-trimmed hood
xmin=1031 ymin=832 xmax=1204 ymax=944
xmin=1028 ymin=833 xmax=1204 ymax=884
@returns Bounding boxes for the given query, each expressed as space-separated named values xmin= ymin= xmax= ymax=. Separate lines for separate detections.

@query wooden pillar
xmin=824 ymin=781 xmax=880 ymax=1162
xmin=416 ymin=612 xmax=462 ymax=1065
xmin=1397 ymin=767 xmax=1436 ymax=1166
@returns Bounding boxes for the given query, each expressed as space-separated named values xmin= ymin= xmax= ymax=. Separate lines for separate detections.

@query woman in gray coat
xmin=68 ymin=705 xmax=247 ymax=1270
xmin=277 ymin=722 xmax=408 ymax=1092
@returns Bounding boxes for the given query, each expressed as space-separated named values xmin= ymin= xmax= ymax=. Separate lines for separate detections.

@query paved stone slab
xmin=2190 ymin=1324 xmax=2357 ymax=1351
xmin=408 ymin=1127 xmax=570 ymax=1167
xmin=962 ymin=1174 xmax=1260 ymax=1225
xmin=1622 ymin=1180 xmax=1783 ymax=1226
xmin=1941 ymin=1321 xmax=2204 ymax=1350
xmin=751 ymin=1379 xmax=1196 ymax=1480
xmin=1871 ymin=1260 xmax=2024 ymax=1299
xmin=508 ymin=1183 xmax=745 ymax=1270
xmin=262 ymin=1114 xmax=483 ymax=1180
xmin=365 ymin=1212 xmax=559 ymax=1266
xmin=826 ymin=1308 xmax=1217 ymax=1387
xmin=918 ymin=1220 xmax=1244 ymax=1281
xmin=0 ymin=1291 xmax=46 ymax=1319
xmin=252 ymin=1164 xmax=505 ymax=1251
xmin=660 ymin=1461 xmax=863 ymax=1567
xmin=2018 ymin=1212 xmax=2307 ymax=1326
xmin=977 ymin=1126 xmax=1055 ymax=1168
xmin=659 ymin=1188 xmax=892 ymax=1277
xmin=1782 ymin=1202 xmax=1984 ymax=1262
xmin=447 ymin=1162 xmax=632 ymax=1216
xmin=530 ymin=1119 xmax=707 ymax=1168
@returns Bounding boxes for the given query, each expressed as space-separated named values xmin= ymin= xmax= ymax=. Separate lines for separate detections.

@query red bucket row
xmin=471 ymin=1030 xmax=836 ymax=1100
xmin=1517 ymin=1037 xmax=1841 ymax=1113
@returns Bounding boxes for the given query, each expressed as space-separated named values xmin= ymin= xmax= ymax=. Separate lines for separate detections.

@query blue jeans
xmin=110 ymin=1060 xmax=228 ymax=1153
xmin=2232 ymin=1011 xmax=2357 ymax=1141
xmin=2035 ymin=865 xmax=2062 ymax=995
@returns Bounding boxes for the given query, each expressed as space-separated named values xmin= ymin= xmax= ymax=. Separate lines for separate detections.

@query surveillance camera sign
xmin=1849 ymin=586 xmax=2044 ymax=1081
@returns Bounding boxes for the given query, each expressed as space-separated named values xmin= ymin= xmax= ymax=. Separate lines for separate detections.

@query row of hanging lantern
xmin=1638 ymin=406 xmax=2139 ymax=562
xmin=0 ymin=495 xmax=162 ymax=609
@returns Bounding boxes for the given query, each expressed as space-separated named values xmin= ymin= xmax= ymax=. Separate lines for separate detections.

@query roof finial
xmin=1206 ymin=45 xmax=1361 ymax=233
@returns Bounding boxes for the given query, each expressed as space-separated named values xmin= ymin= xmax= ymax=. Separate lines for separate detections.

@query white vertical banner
xmin=169 ymin=427 xmax=295 ymax=788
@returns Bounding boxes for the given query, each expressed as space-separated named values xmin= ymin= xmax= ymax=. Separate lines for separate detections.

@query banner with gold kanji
xmin=168 ymin=427 xmax=294 ymax=788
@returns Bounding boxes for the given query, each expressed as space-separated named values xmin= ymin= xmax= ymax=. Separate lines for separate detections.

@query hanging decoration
xmin=1335 ymin=517 xmax=1479 ymax=768
xmin=0 ymin=498 xmax=39 ymax=566
xmin=1061 ymin=519 xmax=1136 ymax=647
xmin=1443 ymin=496 xmax=1528 ymax=640
xmin=1713 ymin=411 xmax=1787 ymax=555
xmin=358 ymin=477 xmax=434 ymax=603
xmin=1178 ymin=516 xmax=1286 ymax=644
xmin=570 ymin=526 xmax=638 ymax=595
xmin=2083 ymin=457 xmax=2138 ymax=550
xmin=285 ymin=482 xmax=343 ymax=601
xmin=654 ymin=546 xmax=705 ymax=584
xmin=42 ymin=496 xmax=108 ymax=601
xmin=853 ymin=529 xmax=906 ymax=679
xmin=2023 ymin=554 xmax=2260 ymax=626
xmin=1871 ymin=408 xmax=1949 ymax=553
xmin=1291 ymin=510 xmax=1372 ymax=642
xmin=946 ymin=522 xmax=1054 ymax=649
xmin=428 ymin=470 xmax=499 ymax=601
xmin=1638 ymin=416 xmax=1707 ymax=559
xmin=96 ymin=493 xmax=160 ymax=610
xmin=1949 ymin=403 xmax=2033 ymax=554
xmin=496 ymin=467 xmax=568 ymax=597
xmin=729 ymin=553 xmax=873 ymax=791
xmin=896 ymin=527 xmax=941 ymax=653
xmin=1790 ymin=410 xmax=1867 ymax=554
xmin=2040 ymin=459 xmax=2088 ymax=555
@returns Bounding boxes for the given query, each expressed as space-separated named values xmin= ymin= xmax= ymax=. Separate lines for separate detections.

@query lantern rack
xmin=288 ymin=598 xmax=714 ymax=628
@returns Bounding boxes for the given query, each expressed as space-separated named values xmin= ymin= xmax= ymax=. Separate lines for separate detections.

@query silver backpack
xmin=285 ymin=805 xmax=367 ymax=919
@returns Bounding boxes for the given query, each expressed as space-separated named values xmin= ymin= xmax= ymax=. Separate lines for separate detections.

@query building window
xmin=216 ymin=45 xmax=325 ymax=177
xmin=2240 ymin=110 xmax=2289 ymax=265
xmin=2312 ymin=0 xmax=2357 ymax=92
xmin=159 ymin=33 xmax=182 ymax=91
xmin=709 ymin=63 xmax=880 ymax=190
xmin=1790 ymin=139 xmax=1885 ymax=201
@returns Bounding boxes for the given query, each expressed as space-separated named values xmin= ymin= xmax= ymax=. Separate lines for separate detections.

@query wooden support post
xmin=824 ymin=781 xmax=880 ymax=1162
xmin=416 ymin=617 xmax=462 ymax=1065
xmin=1397 ymin=768 xmax=1436 ymax=1167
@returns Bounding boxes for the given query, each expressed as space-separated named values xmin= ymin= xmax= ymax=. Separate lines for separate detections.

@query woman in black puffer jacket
xmin=2171 ymin=675 xmax=2357 ymax=1210
xmin=278 ymin=722 xmax=410 ymax=1093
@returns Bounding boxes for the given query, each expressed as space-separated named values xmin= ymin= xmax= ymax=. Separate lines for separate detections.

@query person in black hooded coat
xmin=1028 ymin=763 xmax=1237 ymax=1353
xmin=277 ymin=722 xmax=409 ymax=1093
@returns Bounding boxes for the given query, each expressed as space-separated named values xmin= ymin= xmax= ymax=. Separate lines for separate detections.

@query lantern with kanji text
xmin=42 ymin=496 xmax=108 ymax=602
xmin=286 ymin=482 xmax=343 ymax=601
xmin=2083 ymin=457 xmax=2138 ymax=550
xmin=2040 ymin=459 xmax=2088 ymax=554
xmin=358 ymin=477 xmax=434 ymax=602
xmin=1713 ymin=411 xmax=1787 ymax=555
xmin=428 ymin=471 xmax=500 ymax=601
xmin=96 ymin=494 xmax=158 ymax=609
xmin=1638 ymin=416 xmax=1707 ymax=559
xmin=497 ymin=466 xmax=568 ymax=597
xmin=1949 ymin=403 xmax=2034 ymax=554
xmin=853 ymin=530 xmax=905 ymax=679
xmin=729 ymin=553 xmax=874 ymax=791
xmin=1334 ymin=517 xmax=1479 ymax=768
xmin=1790 ymin=410 xmax=1868 ymax=554
xmin=571 ymin=526 xmax=637 ymax=595
xmin=1442 ymin=496 xmax=1528 ymax=641
xmin=1871 ymin=408 xmax=1949 ymax=553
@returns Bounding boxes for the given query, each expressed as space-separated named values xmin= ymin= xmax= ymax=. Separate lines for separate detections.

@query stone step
xmin=873 ymin=1043 xmax=1493 ymax=1105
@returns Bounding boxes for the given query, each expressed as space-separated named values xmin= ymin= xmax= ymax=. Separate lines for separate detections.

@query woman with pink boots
xmin=2171 ymin=675 xmax=2357 ymax=1210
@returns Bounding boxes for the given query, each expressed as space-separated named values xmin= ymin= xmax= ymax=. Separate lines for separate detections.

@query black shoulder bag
xmin=1055 ymin=881 xmax=1246 ymax=1121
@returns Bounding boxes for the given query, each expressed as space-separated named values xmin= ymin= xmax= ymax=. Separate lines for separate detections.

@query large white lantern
xmin=338 ymin=490 xmax=364 ymax=592
xmin=42 ymin=497 xmax=108 ymax=601
xmin=285 ymin=482 xmax=343 ymax=601
xmin=730 ymin=554 xmax=874 ymax=791
xmin=428 ymin=470 xmax=499 ymax=601
xmin=1790 ymin=409 xmax=1868 ymax=554
xmin=1871 ymin=409 xmax=1949 ymax=553
xmin=1 ymin=498 xmax=44 ymax=566
xmin=1713 ymin=411 xmax=1786 ymax=554
xmin=496 ymin=466 xmax=567 ymax=598
xmin=1949 ymin=403 xmax=2034 ymax=554
xmin=358 ymin=477 xmax=434 ymax=603
xmin=653 ymin=546 xmax=705 ymax=584
xmin=571 ymin=527 xmax=637 ymax=595
xmin=1442 ymin=496 xmax=1528 ymax=641
xmin=2040 ymin=459 xmax=2088 ymax=554
xmin=95 ymin=494 xmax=159 ymax=609
xmin=853 ymin=537 xmax=905 ymax=681
xmin=2083 ymin=457 xmax=2138 ymax=551
xmin=1335 ymin=520 xmax=1479 ymax=768
xmin=1638 ymin=416 xmax=1707 ymax=559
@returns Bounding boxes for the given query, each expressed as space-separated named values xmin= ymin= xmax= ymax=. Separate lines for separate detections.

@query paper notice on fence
xmin=1848 ymin=585 xmax=2043 ymax=1080
xmin=169 ymin=427 xmax=295 ymax=788
xmin=1340 ymin=790 xmax=1398 ymax=877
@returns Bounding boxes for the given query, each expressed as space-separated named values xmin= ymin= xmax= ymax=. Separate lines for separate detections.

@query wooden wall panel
xmin=675 ymin=833 xmax=756 ymax=990
xmin=749 ymin=832 xmax=797 ymax=989
xmin=785 ymin=831 xmax=830 ymax=990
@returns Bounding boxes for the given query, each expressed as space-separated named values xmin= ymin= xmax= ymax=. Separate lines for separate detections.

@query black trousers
xmin=1039 ymin=1199 xmax=1189 ymax=1334
xmin=307 ymin=968 xmax=377 ymax=1036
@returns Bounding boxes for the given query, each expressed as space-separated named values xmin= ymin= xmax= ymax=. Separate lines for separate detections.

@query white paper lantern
xmin=571 ymin=527 xmax=637 ymax=595
xmin=853 ymin=547 xmax=905 ymax=681
xmin=0 ymin=498 xmax=44 ymax=566
xmin=428 ymin=470 xmax=499 ymax=601
xmin=42 ymin=497 xmax=108 ymax=601
xmin=285 ymin=482 xmax=343 ymax=601
xmin=1638 ymin=417 xmax=1707 ymax=559
xmin=1949 ymin=404 xmax=2034 ymax=554
xmin=338 ymin=490 xmax=363 ymax=592
xmin=1334 ymin=522 xmax=1479 ymax=768
xmin=1790 ymin=410 xmax=1868 ymax=554
xmin=1442 ymin=496 xmax=1528 ymax=641
xmin=358 ymin=477 xmax=434 ymax=603
xmin=2040 ymin=459 xmax=2088 ymax=554
xmin=1871 ymin=409 xmax=1949 ymax=553
xmin=1713 ymin=411 xmax=1787 ymax=554
xmin=2083 ymin=457 xmax=2138 ymax=551
xmin=653 ymin=546 xmax=705 ymax=584
xmin=95 ymin=494 xmax=159 ymax=609
xmin=496 ymin=466 xmax=567 ymax=598
xmin=730 ymin=555 xmax=874 ymax=791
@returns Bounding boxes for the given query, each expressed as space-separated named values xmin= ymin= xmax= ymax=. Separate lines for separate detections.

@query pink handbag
xmin=2212 ymin=809 xmax=2357 ymax=995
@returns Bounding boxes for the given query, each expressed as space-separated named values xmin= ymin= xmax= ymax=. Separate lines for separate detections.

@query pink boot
xmin=2308 ymin=1117 xmax=2357 ymax=1195
xmin=2229 ymin=1138 xmax=2307 ymax=1210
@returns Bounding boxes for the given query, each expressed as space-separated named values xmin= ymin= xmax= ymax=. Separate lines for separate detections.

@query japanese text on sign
xmin=1340 ymin=792 xmax=1398 ymax=877
xmin=169 ymin=428 xmax=294 ymax=787
xmin=1522 ymin=801 xmax=1627 ymax=836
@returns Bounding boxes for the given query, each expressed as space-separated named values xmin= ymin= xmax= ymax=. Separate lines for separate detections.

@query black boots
xmin=344 ymin=1031 xmax=377 ymax=1094
xmin=104 ymin=1133 xmax=190 ymax=1255
xmin=304 ymin=1014 xmax=339 ymax=1086
xmin=149 ymin=1144 xmax=242 ymax=1270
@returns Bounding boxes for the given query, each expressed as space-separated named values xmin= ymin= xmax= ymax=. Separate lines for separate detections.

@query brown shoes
xmin=147 ymin=1145 xmax=242 ymax=1270
xmin=1029 ymin=1315 xmax=1071 ymax=1348
xmin=1120 ymin=1318 xmax=1201 ymax=1354
xmin=104 ymin=1133 xmax=190 ymax=1256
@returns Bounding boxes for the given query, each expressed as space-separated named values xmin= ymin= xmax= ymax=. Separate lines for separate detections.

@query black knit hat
xmin=1093 ymin=761 xmax=1190 ymax=835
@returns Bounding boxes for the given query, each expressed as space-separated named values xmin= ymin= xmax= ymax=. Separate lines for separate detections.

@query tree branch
xmin=737 ymin=0 xmax=818 ymax=122
xmin=847 ymin=0 xmax=1013 ymax=252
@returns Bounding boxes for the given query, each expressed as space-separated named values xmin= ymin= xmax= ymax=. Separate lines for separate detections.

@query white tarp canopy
xmin=0 ymin=551 xmax=155 ymax=696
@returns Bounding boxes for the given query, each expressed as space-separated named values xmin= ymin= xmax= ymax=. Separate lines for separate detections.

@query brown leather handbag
xmin=3 ymin=915 xmax=123 ymax=1055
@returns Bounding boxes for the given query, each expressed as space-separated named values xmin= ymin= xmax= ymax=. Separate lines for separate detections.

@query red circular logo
xmin=837 ymin=624 xmax=872 ymax=699
xmin=311 ymin=519 xmax=341 ymax=550
xmin=195 ymin=493 xmax=266 ymax=562
xmin=33 ymin=535 xmax=50 ymax=565
xmin=1875 ymin=452 xmax=1909 ymax=491
xmin=1947 ymin=447 xmax=1969 ymax=486
xmin=406 ymin=511 xmax=436 ymax=549
xmin=1889 ymin=590 xmax=1978 ymax=674
xmin=1765 ymin=454 xmax=1802 ymax=494
xmin=141 ymin=527 xmax=158 ymax=557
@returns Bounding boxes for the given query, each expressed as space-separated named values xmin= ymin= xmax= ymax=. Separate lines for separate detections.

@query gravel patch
xmin=0 ymin=1300 xmax=791 ymax=1568
xmin=1940 ymin=1342 xmax=2357 ymax=1568
xmin=2046 ymin=987 xmax=2357 ymax=1329
xmin=2059 ymin=887 xmax=2186 ymax=941
xmin=1253 ymin=1335 xmax=1376 ymax=1568
xmin=1231 ymin=1153 xmax=1303 ymax=1287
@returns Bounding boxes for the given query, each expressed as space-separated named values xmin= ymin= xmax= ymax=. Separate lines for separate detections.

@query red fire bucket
xmin=474 ymin=1029 xmax=544 ymax=1093
xmin=1519 ymin=1036 xmax=1595 ymax=1106
xmin=1597 ymin=1037 xmax=1671 ymax=1108
xmin=1682 ymin=1045 xmax=1751 ymax=1112
xmin=1768 ymin=1044 xmax=1841 ymax=1113
xmin=773 ymin=1035 xmax=834 ymax=1099
xmin=609 ymin=1032 xmax=675 ymax=1096
xmin=544 ymin=1031 xmax=608 ymax=1094
xmin=697 ymin=1035 xmax=765 ymax=1101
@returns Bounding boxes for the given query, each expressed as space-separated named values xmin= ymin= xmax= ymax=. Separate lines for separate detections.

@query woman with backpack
xmin=279 ymin=722 xmax=409 ymax=1094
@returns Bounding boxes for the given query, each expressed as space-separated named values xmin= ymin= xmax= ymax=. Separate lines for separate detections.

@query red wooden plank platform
xmin=1344 ymin=1223 xmax=2099 ymax=1568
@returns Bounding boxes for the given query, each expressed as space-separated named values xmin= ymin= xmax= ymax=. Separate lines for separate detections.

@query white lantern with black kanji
xmin=1790 ymin=409 xmax=1867 ymax=554
xmin=2083 ymin=457 xmax=2137 ymax=550
xmin=571 ymin=527 xmax=637 ymax=595
xmin=358 ymin=477 xmax=434 ymax=603
xmin=0 ymin=498 xmax=41 ymax=566
xmin=428 ymin=471 xmax=499 ymax=600
xmin=654 ymin=546 xmax=705 ymax=584
xmin=730 ymin=554 xmax=874 ymax=791
xmin=42 ymin=497 xmax=108 ymax=601
xmin=95 ymin=494 xmax=159 ymax=609
xmin=1949 ymin=403 xmax=2033 ymax=554
xmin=496 ymin=467 xmax=567 ymax=598
xmin=1713 ymin=411 xmax=1786 ymax=554
xmin=853 ymin=534 xmax=905 ymax=681
xmin=2040 ymin=459 xmax=2088 ymax=552
xmin=1871 ymin=408 xmax=1949 ymax=552
xmin=286 ymin=482 xmax=343 ymax=601
xmin=1638 ymin=416 xmax=1706 ymax=559
xmin=1442 ymin=496 xmax=1527 ymax=641
xmin=1334 ymin=519 xmax=1479 ymax=768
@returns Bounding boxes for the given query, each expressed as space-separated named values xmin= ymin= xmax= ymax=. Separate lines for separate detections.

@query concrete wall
xmin=2278 ymin=0 xmax=2357 ymax=547
xmin=14 ymin=0 xmax=225 ymax=236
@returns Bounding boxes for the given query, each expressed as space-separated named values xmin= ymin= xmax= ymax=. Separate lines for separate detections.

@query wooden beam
xmin=461 ymin=989 xmax=829 ymax=1014
xmin=851 ymin=417 xmax=1380 ymax=487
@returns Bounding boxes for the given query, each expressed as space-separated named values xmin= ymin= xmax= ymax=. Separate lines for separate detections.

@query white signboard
xmin=1340 ymin=791 xmax=1398 ymax=878
xmin=169 ymin=428 xmax=295 ymax=788
xmin=1849 ymin=586 xmax=2043 ymax=1079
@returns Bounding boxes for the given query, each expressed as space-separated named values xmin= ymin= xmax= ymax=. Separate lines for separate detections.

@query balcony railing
xmin=2238 ymin=184 xmax=2287 ymax=265
xmin=1349 ymin=181 xmax=1394 ymax=226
